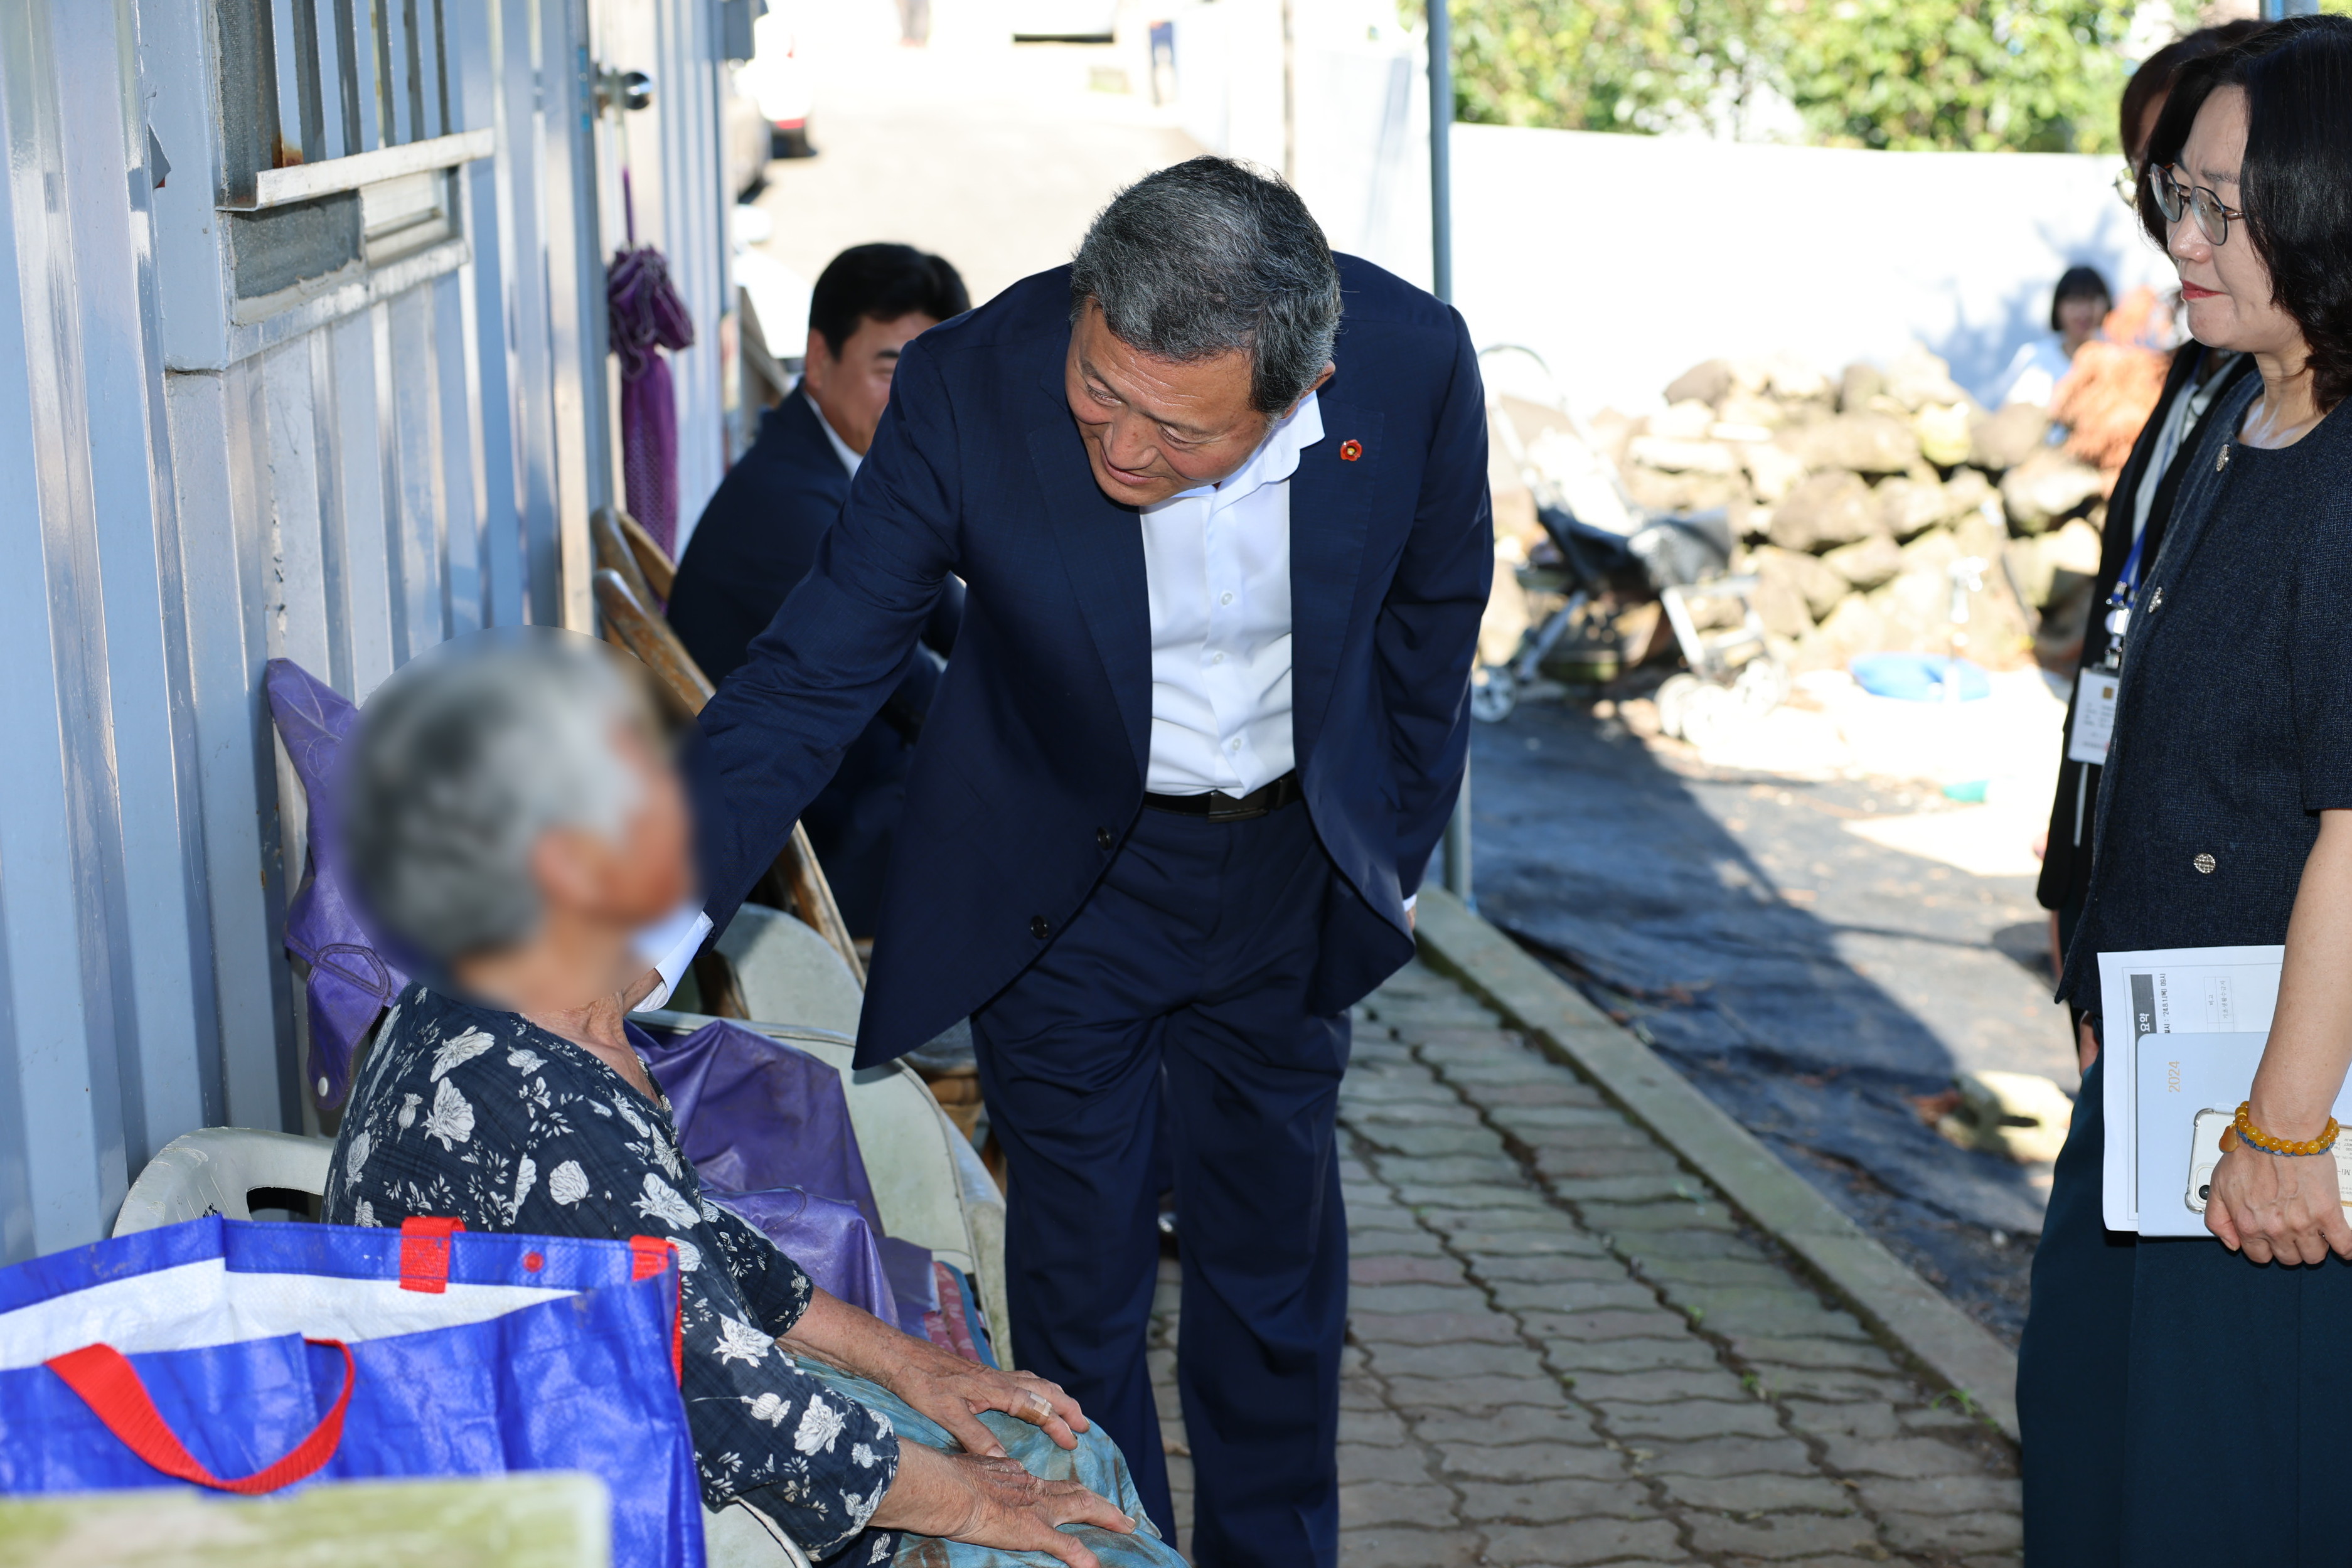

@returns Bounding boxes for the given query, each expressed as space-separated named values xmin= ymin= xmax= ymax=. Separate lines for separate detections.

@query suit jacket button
xmin=2194 ymin=853 xmax=2216 ymax=874
xmin=1030 ymin=915 xmax=1051 ymax=939
xmin=1095 ymin=826 xmax=1114 ymax=851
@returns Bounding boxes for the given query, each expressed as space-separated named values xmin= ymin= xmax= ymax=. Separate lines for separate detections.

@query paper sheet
xmin=2134 ymin=1031 xmax=2352 ymax=1236
xmin=2096 ymin=946 xmax=2283 ymax=1231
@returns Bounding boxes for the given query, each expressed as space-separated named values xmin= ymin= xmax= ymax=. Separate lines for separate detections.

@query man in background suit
xmin=667 ymin=159 xmax=1490 ymax=1565
xmin=667 ymin=243 xmax=969 ymax=933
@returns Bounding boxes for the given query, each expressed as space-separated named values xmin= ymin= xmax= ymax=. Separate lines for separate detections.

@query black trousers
xmin=971 ymin=798 xmax=1350 ymax=1567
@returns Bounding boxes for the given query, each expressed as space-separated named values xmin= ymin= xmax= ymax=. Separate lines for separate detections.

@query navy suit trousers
xmin=971 ymin=799 xmax=1351 ymax=1567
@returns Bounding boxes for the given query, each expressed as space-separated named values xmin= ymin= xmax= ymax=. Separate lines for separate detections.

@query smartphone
xmin=2186 ymin=1107 xmax=2352 ymax=1212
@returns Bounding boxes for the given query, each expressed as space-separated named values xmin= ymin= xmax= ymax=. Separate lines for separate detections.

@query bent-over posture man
xmin=676 ymin=159 xmax=1491 ymax=1565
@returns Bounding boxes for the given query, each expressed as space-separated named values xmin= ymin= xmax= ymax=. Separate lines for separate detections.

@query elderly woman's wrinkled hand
xmin=873 ymin=1446 xmax=1134 ymax=1568
xmin=879 ymin=1331 xmax=1089 ymax=1458
xmin=2205 ymin=1143 xmax=2352 ymax=1266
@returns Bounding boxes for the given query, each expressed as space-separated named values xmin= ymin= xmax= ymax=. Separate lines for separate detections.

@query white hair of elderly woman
xmin=339 ymin=629 xmax=651 ymax=967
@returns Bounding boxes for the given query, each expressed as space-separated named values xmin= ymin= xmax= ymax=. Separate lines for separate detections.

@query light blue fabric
xmin=791 ymin=1360 xmax=1186 ymax=1567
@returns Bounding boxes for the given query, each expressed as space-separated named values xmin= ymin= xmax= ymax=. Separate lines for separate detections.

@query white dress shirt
xmin=811 ymin=396 xmax=863 ymax=477
xmin=1140 ymin=391 xmax=1323 ymax=796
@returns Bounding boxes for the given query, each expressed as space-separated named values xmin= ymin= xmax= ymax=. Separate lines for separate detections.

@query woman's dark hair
xmin=2139 ymin=15 xmax=2352 ymax=410
xmin=808 ymin=243 xmax=970 ymax=358
xmin=2119 ymin=21 xmax=2266 ymax=159
xmin=2051 ymin=265 xmax=2113 ymax=331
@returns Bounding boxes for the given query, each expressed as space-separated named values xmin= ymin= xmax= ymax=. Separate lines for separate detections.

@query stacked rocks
xmin=1563 ymin=344 xmax=2109 ymax=673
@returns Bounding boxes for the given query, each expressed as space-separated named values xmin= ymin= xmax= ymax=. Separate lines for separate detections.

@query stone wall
xmin=1490 ymin=345 xmax=2110 ymax=676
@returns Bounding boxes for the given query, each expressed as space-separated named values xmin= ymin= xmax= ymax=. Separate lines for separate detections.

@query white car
xmin=737 ymin=8 xmax=816 ymax=160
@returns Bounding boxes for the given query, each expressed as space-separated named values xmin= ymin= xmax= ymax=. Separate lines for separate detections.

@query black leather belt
xmin=1143 ymin=771 xmax=1303 ymax=823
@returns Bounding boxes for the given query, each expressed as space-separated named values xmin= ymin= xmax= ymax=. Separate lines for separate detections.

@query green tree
xmin=1450 ymin=0 xmax=1783 ymax=135
xmin=1443 ymin=0 xmax=2137 ymax=152
xmin=1778 ymin=0 xmax=2134 ymax=151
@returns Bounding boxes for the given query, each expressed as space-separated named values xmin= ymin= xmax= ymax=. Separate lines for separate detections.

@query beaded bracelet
xmin=2233 ymin=1101 xmax=2341 ymax=1156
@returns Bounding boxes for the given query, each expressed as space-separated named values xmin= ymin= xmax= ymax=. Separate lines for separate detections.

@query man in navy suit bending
xmin=667 ymin=244 xmax=969 ymax=934
xmin=671 ymin=159 xmax=1489 ymax=1565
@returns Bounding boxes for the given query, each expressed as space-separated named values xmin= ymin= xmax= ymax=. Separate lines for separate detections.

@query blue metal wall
xmin=0 ymin=0 xmax=734 ymax=1261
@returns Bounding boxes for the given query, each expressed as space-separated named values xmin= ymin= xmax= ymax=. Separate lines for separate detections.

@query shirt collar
xmin=1144 ymin=390 xmax=1326 ymax=515
xmin=807 ymin=392 xmax=863 ymax=477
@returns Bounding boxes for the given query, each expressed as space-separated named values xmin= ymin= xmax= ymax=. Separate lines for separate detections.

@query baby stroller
xmin=1473 ymin=346 xmax=1788 ymax=733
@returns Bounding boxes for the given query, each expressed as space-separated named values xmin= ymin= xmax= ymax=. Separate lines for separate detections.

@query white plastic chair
xmin=713 ymin=903 xmax=865 ymax=1037
xmin=113 ymin=1128 xmax=334 ymax=1233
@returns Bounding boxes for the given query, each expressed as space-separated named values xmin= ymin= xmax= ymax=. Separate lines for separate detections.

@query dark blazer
xmin=2037 ymin=345 xmax=2257 ymax=919
xmin=687 ymin=257 xmax=1492 ymax=1068
xmin=668 ymin=388 xmax=960 ymax=932
xmin=670 ymin=388 xmax=964 ymax=684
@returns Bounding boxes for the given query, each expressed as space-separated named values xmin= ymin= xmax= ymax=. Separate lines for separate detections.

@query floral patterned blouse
xmin=324 ymin=985 xmax=901 ymax=1559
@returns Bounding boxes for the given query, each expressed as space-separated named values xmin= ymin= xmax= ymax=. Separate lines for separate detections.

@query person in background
xmin=668 ymin=243 xmax=970 ymax=936
xmin=1997 ymin=265 xmax=2113 ymax=407
xmin=2019 ymin=17 xmax=2352 ymax=1560
xmin=329 ymin=630 xmax=1180 ymax=1568
xmin=2035 ymin=17 xmax=2266 ymax=1069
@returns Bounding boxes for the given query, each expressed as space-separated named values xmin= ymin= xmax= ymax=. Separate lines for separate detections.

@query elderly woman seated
xmin=326 ymin=631 xmax=1176 ymax=1568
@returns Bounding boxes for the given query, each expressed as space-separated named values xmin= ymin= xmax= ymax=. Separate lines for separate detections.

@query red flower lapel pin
xmin=1339 ymin=439 xmax=1363 ymax=462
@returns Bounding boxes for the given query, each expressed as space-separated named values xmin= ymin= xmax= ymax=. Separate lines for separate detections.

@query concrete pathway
xmin=1148 ymin=959 xmax=2023 ymax=1566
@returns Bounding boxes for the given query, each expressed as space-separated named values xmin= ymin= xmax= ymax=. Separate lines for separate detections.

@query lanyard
xmin=2107 ymin=521 xmax=2152 ymax=624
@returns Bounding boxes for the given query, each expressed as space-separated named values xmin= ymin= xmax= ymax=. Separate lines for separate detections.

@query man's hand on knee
xmin=870 ymin=1445 xmax=1134 ymax=1568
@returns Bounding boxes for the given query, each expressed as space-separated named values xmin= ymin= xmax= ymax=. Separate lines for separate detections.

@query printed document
xmin=2097 ymin=946 xmax=2282 ymax=1230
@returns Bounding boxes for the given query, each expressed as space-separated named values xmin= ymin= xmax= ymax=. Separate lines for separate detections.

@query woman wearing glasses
xmin=2019 ymin=16 xmax=2352 ymax=1561
xmin=2034 ymin=19 xmax=2263 ymax=1054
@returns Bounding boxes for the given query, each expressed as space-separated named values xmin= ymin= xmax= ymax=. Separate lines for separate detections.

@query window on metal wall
xmin=213 ymin=0 xmax=493 ymax=313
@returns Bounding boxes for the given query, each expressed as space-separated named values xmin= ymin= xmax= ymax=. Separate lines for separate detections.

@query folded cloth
xmin=791 ymin=1358 xmax=1186 ymax=1568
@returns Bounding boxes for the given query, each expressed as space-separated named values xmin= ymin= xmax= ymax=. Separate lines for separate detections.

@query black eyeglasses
xmin=2152 ymin=164 xmax=2242 ymax=246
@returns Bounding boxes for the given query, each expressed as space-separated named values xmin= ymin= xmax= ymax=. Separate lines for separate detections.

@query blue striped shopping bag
xmin=0 ymin=1215 xmax=702 ymax=1568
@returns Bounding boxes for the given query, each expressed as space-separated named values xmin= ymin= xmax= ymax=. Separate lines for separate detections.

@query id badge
xmin=2068 ymin=668 xmax=2119 ymax=765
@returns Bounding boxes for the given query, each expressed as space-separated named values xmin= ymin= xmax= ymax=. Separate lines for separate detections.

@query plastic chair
xmin=714 ymin=904 xmax=865 ymax=1037
xmin=112 ymin=1128 xmax=334 ymax=1233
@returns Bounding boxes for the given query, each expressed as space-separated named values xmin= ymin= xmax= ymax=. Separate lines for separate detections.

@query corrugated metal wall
xmin=0 ymin=0 xmax=735 ymax=1262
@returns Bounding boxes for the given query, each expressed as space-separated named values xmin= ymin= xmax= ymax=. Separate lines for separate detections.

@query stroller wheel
xmin=1470 ymin=666 xmax=1517 ymax=723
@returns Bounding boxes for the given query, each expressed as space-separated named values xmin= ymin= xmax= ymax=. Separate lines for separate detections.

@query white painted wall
xmin=1448 ymin=124 xmax=2173 ymax=415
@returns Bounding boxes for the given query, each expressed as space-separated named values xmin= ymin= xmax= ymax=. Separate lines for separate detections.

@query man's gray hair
xmin=1071 ymin=156 xmax=1341 ymax=414
xmin=341 ymin=631 xmax=646 ymax=967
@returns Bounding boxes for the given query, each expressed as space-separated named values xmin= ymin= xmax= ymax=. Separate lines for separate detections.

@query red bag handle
xmin=631 ymin=1235 xmax=685 ymax=1383
xmin=400 ymin=1215 xmax=466 ymax=1293
xmin=46 ymin=1338 xmax=356 ymax=1495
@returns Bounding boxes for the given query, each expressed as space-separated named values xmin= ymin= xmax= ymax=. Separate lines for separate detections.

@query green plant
xmin=1778 ymin=0 xmax=2134 ymax=152
xmin=1448 ymin=0 xmax=1786 ymax=136
xmin=1438 ymin=0 xmax=2138 ymax=152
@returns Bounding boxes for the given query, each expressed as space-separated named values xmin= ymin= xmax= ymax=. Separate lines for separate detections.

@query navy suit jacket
xmin=668 ymin=388 xmax=960 ymax=931
xmin=688 ymin=256 xmax=1492 ymax=1068
xmin=670 ymin=388 xmax=854 ymax=686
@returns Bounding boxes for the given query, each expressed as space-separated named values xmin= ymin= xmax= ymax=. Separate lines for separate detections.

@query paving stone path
xmin=1145 ymin=958 xmax=2023 ymax=1566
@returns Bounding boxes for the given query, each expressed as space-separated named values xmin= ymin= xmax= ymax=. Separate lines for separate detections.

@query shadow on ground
xmin=1468 ymin=700 xmax=2075 ymax=1343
